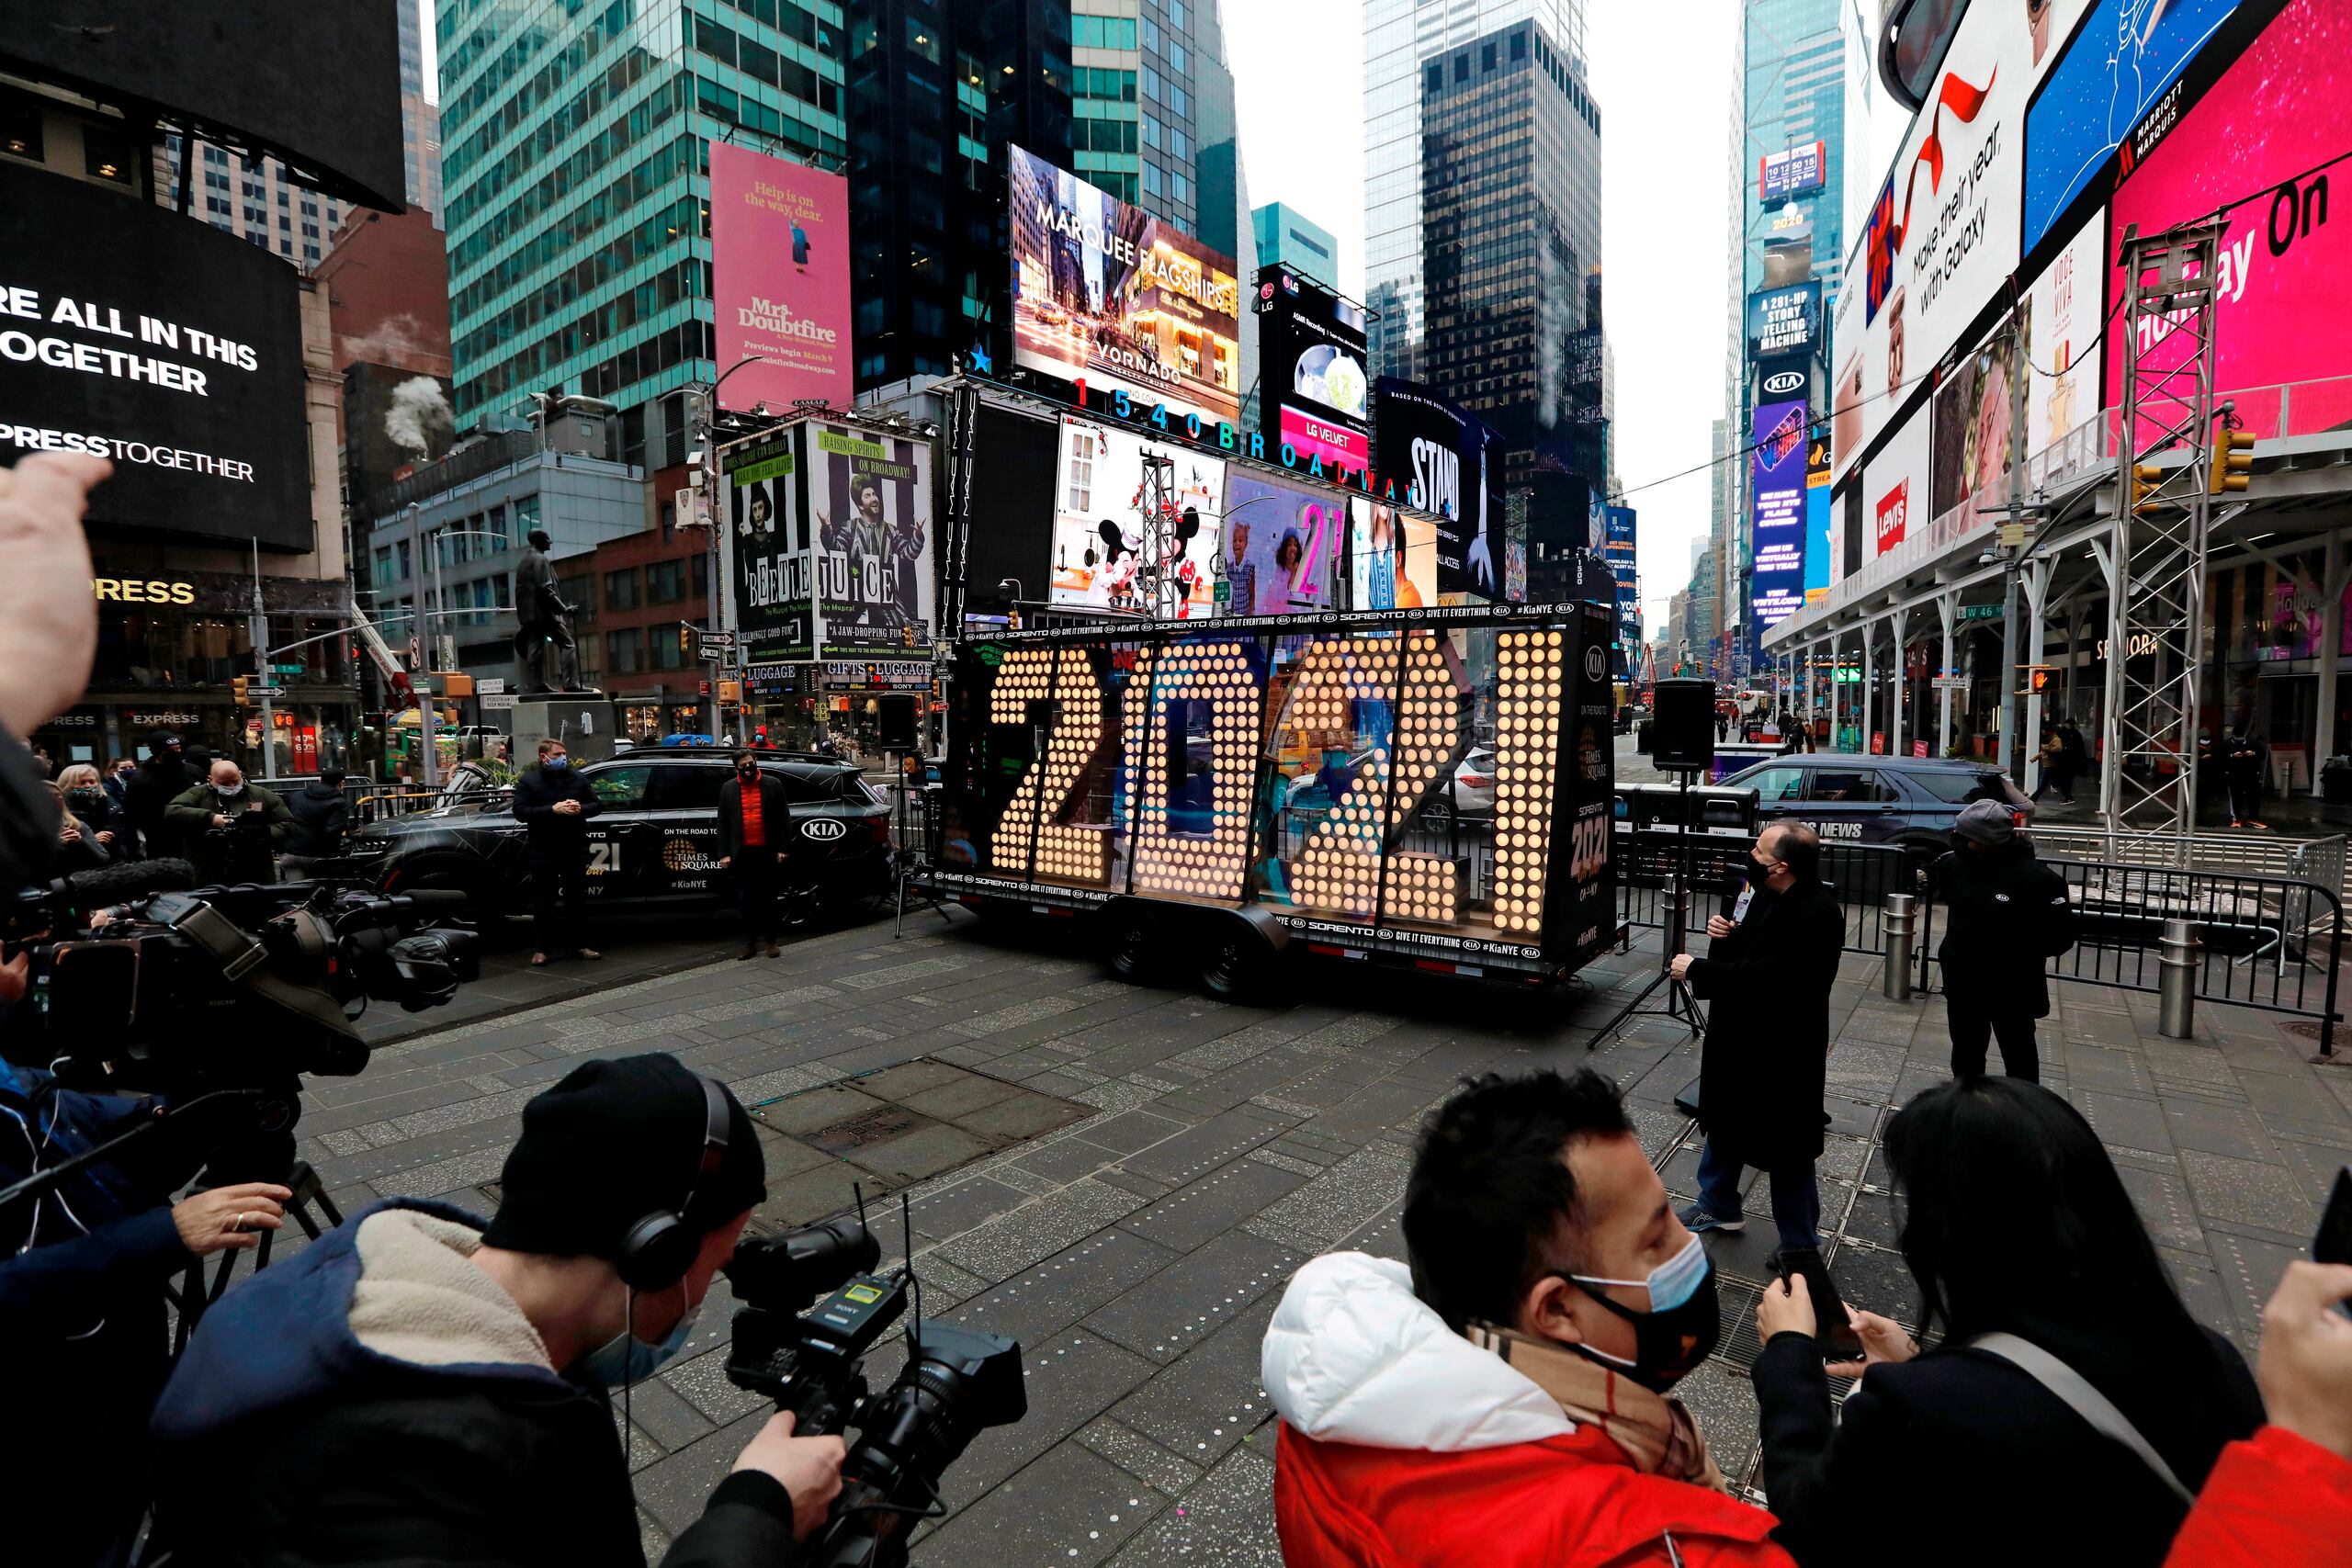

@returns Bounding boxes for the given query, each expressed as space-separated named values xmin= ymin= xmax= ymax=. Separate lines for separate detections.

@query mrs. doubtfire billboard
xmin=1008 ymin=145 xmax=1242 ymax=429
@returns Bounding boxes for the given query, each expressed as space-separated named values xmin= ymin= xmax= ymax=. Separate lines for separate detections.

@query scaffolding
xmin=1134 ymin=451 xmax=1183 ymax=619
xmin=2100 ymin=222 xmax=2225 ymax=841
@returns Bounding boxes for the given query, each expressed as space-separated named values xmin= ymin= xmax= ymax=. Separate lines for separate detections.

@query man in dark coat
xmin=717 ymin=750 xmax=795 ymax=960
xmin=280 ymin=765 xmax=352 ymax=881
xmin=146 ymin=1054 xmax=845 ymax=1567
xmin=1932 ymin=799 xmax=2077 ymax=1081
xmin=1669 ymin=822 xmax=1842 ymax=1257
xmin=120 ymin=731 xmax=196 ymax=859
xmin=2224 ymin=726 xmax=2268 ymax=828
xmin=164 ymin=758 xmax=293 ymax=885
xmin=512 ymin=736 xmax=603 ymax=964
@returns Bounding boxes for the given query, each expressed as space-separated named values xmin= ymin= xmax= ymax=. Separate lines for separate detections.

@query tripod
xmin=1586 ymin=763 xmax=1709 ymax=1046
xmin=170 ymin=1140 xmax=344 ymax=1355
xmin=885 ymin=747 xmax=950 ymax=939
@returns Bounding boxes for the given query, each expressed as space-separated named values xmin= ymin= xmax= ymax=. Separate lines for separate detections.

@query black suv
xmin=330 ymin=750 xmax=894 ymax=919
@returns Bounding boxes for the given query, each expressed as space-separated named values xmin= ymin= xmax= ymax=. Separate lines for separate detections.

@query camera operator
xmin=149 ymin=1053 xmax=846 ymax=1566
xmin=0 ymin=958 xmax=291 ymax=1568
xmin=165 ymin=760 xmax=293 ymax=886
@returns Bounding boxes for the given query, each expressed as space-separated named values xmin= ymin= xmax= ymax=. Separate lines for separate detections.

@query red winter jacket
xmin=2161 ymin=1426 xmax=2352 ymax=1568
xmin=1262 ymin=1252 xmax=1793 ymax=1568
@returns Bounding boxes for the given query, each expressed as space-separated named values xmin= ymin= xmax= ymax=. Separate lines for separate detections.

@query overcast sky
xmin=1230 ymin=3 xmax=1743 ymax=633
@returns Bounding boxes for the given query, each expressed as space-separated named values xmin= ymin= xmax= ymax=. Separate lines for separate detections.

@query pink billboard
xmin=1278 ymin=403 xmax=1368 ymax=472
xmin=709 ymin=141 xmax=854 ymax=414
xmin=2106 ymin=0 xmax=2352 ymax=440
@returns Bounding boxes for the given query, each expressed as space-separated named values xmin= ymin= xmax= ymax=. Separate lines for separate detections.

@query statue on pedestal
xmin=513 ymin=527 xmax=585 ymax=694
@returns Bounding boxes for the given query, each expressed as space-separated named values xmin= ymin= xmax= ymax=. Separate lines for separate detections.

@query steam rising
xmin=385 ymin=376 xmax=455 ymax=460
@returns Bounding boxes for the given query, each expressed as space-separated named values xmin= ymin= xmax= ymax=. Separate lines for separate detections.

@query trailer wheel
xmin=1104 ymin=904 xmax=1164 ymax=985
xmin=1196 ymin=908 xmax=1286 ymax=1002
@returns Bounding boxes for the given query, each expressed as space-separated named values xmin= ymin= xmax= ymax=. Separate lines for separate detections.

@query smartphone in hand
xmin=1778 ymin=1247 xmax=1865 ymax=1361
xmin=2316 ymin=1167 xmax=2352 ymax=1320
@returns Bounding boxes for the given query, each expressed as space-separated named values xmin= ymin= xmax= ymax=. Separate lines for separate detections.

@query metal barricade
xmin=2028 ymin=827 xmax=2349 ymax=899
xmin=1612 ymin=826 xmax=1922 ymax=960
xmin=1913 ymin=854 xmax=2343 ymax=1056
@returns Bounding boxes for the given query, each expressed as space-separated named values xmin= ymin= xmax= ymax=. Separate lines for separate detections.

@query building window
xmin=604 ymin=570 xmax=639 ymax=611
xmin=605 ymin=628 xmax=644 ymax=674
xmin=0 ymin=97 xmax=40 ymax=162
xmin=1142 ymin=162 xmax=1162 ymax=197
xmin=1170 ymin=85 xmax=1188 ymax=118
xmin=82 ymin=125 xmax=137 ymax=186
xmin=648 ymin=625 xmax=688 ymax=670
xmin=646 ymin=558 xmax=686 ymax=604
xmin=1171 ymin=42 xmax=1186 ymax=74
xmin=396 ymin=539 xmax=413 ymax=580
xmin=1170 ymin=0 xmax=1187 ymax=29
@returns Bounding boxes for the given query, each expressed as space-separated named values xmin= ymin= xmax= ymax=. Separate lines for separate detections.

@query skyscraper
xmin=1252 ymin=202 xmax=1339 ymax=284
xmin=844 ymin=2 xmax=1073 ymax=391
xmin=1069 ymin=0 xmax=1248 ymax=258
xmin=1416 ymin=15 xmax=1602 ymax=559
xmin=1363 ymin=0 xmax=1589 ymax=385
xmin=437 ymin=0 xmax=846 ymax=437
xmin=397 ymin=0 xmax=443 ymax=222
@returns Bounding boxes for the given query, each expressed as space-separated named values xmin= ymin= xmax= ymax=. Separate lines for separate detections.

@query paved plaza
xmin=277 ymin=870 xmax=2352 ymax=1564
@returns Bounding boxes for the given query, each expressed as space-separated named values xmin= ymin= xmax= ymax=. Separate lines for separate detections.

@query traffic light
xmin=2029 ymin=666 xmax=2054 ymax=694
xmin=2131 ymin=463 xmax=2165 ymax=515
xmin=232 ymin=674 xmax=251 ymax=706
xmin=2210 ymin=428 xmax=2256 ymax=494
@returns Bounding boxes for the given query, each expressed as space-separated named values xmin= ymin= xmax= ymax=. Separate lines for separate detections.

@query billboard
xmin=723 ymin=432 xmax=813 ymax=665
xmin=1747 ymin=283 xmax=1823 ymax=361
xmin=1603 ymin=505 xmax=1638 ymax=669
xmin=0 ymin=163 xmax=309 ymax=548
xmin=1009 ymin=145 xmax=1242 ymax=428
xmin=808 ymin=424 xmax=933 ymax=657
xmin=2023 ymin=209 xmax=2106 ymax=458
xmin=0 ymin=1 xmax=403 ymax=209
xmin=1348 ymin=497 xmax=1439 ymax=611
xmin=954 ymin=401 xmax=1062 ymax=621
xmin=2023 ymin=0 xmax=2243 ymax=251
xmin=710 ymin=143 xmax=854 ymax=415
xmin=1804 ymin=427 xmax=1835 ymax=602
xmin=1865 ymin=403 xmax=1933 ymax=558
xmin=1836 ymin=0 xmax=2055 ymax=483
xmin=1750 ymin=400 xmax=1809 ymax=636
xmin=1256 ymin=265 xmax=1371 ymax=468
xmin=1050 ymin=416 xmax=1227 ymax=617
xmin=2105 ymin=0 xmax=2352 ymax=439
xmin=1930 ymin=321 xmax=2023 ymax=520
xmin=1223 ymin=472 xmax=1343 ymax=615
xmin=1372 ymin=377 xmax=1503 ymax=598
xmin=1760 ymin=140 xmax=1828 ymax=200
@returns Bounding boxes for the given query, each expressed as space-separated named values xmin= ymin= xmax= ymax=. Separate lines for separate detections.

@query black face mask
xmin=738 ymin=763 xmax=758 ymax=780
xmin=1558 ymin=1240 xmax=1723 ymax=1393
xmin=1740 ymin=854 xmax=1780 ymax=889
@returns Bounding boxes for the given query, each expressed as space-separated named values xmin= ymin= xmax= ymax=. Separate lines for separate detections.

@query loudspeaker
xmin=876 ymin=693 xmax=920 ymax=751
xmin=1651 ymin=678 xmax=1717 ymax=773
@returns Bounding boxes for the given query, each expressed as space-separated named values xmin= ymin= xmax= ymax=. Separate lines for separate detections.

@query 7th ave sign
xmin=695 ymin=629 xmax=739 ymax=663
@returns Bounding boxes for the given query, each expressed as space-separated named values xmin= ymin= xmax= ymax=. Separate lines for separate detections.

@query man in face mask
xmin=1263 ymin=1069 xmax=1798 ymax=1567
xmin=164 ymin=757 xmax=293 ymax=885
xmin=148 ymin=1053 xmax=847 ymax=1566
xmin=1668 ymin=821 xmax=1841 ymax=1262
xmin=716 ymin=750 xmax=795 ymax=959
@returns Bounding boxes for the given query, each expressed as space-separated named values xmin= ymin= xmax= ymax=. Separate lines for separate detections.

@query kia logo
xmin=1584 ymin=646 xmax=1605 ymax=681
xmin=800 ymin=818 xmax=847 ymax=841
xmin=1764 ymin=371 xmax=1804 ymax=394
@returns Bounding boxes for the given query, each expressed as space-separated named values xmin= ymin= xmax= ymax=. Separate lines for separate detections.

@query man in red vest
xmin=1262 ymin=1068 xmax=1793 ymax=1567
xmin=718 ymin=750 xmax=795 ymax=959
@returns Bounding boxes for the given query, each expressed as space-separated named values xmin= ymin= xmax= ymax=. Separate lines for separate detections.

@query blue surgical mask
xmin=573 ymin=1292 xmax=700 ymax=1390
xmin=1562 ymin=1231 xmax=1721 ymax=1392
xmin=546 ymin=754 xmax=570 ymax=771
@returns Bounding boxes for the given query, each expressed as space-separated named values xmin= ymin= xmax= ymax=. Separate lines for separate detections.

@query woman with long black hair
xmin=1748 ymin=1076 xmax=2261 ymax=1567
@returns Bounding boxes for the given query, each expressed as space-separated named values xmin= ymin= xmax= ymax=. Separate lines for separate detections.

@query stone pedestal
xmin=506 ymin=694 xmax=619 ymax=763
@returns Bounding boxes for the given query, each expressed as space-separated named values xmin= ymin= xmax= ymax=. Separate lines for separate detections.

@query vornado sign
xmin=0 ymin=161 xmax=309 ymax=547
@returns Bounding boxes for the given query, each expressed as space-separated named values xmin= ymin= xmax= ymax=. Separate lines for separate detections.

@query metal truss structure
xmin=2100 ymin=222 xmax=2224 ymax=840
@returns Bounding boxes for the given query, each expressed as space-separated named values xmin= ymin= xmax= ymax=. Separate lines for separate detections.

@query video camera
xmin=723 ymin=1214 xmax=1026 ymax=1568
xmin=3 ymin=859 xmax=478 ymax=1165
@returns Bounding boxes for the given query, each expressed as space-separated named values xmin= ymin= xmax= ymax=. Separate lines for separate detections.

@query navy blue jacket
xmin=0 ymin=1061 xmax=200 ymax=1568
xmin=149 ymin=1197 xmax=801 ymax=1567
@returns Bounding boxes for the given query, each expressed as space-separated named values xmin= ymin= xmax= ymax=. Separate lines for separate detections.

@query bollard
xmin=2159 ymin=918 xmax=2200 ymax=1040
xmin=1883 ymin=892 xmax=1916 ymax=1002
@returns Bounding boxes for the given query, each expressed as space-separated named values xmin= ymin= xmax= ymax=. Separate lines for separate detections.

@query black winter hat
xmin=481 ymin=1054 xmax=766 ymax=1260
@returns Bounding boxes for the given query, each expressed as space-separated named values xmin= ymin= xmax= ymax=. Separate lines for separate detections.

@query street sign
xmin=268 ymin=662 xmax=304 ymax=675
xmin=475 ymin=676 xmax=508 ymax=695
xmin=1956 ymin=604 xmax=2002 ymax=622
xmin=696 ymin=632 xmax=737 ymax=662
xmin=1930 ymin=675 xmax=1972 ymax=692
xmin=246 ymin=684 xmax=286 ymax=699
xmin=481 ymin=693 xmax=517 ymax=711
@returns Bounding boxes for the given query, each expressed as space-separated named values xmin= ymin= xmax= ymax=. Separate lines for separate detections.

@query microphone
xmin=54 ymin=857 xmax=196 ymax=911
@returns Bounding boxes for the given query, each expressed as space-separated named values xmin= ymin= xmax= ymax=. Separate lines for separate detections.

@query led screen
xmin=1049 ymin=416 xmax=1227 ymax=617
xmin=929 ymin=604 xmax=1619 ymax=976
xmin=1348 ymin=497 xmax=1441 ymax=612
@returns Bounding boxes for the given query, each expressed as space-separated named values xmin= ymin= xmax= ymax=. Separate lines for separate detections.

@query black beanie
xmin=481 ymin=1054 xmax=766 ymax=1259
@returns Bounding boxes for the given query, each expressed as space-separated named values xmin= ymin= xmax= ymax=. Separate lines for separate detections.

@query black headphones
xmin=616 ymin=1074 xmax=732 ymax=1292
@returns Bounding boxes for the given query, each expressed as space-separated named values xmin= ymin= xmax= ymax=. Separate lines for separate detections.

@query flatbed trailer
xmin=919 ymin=601 xmax=1620 ymax=995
